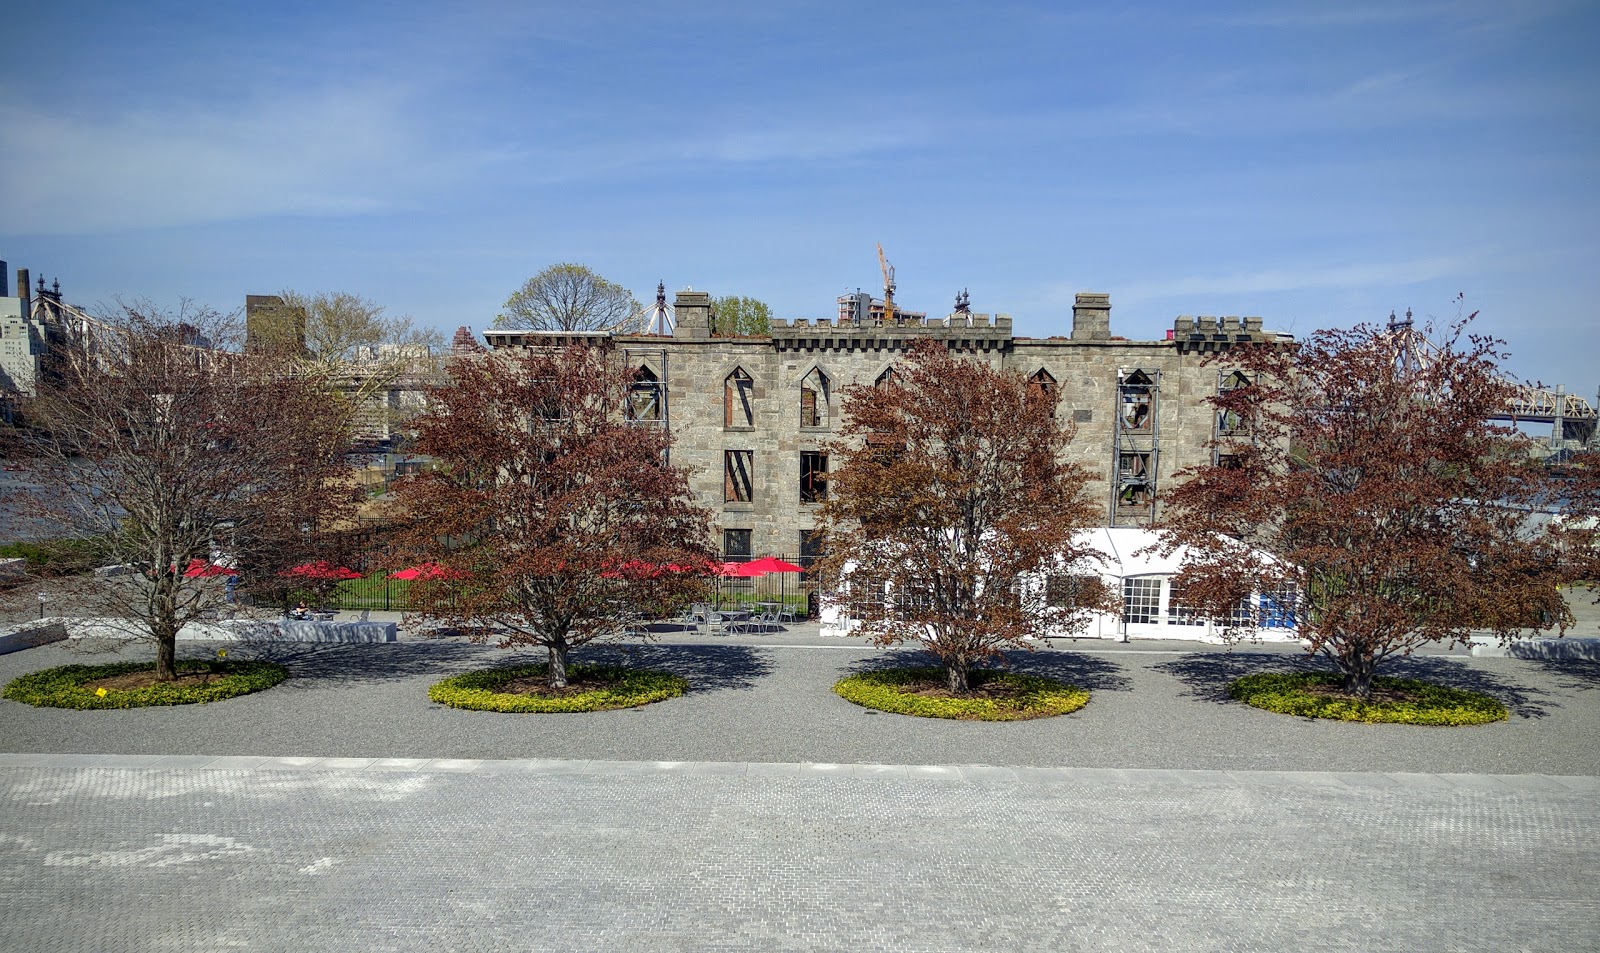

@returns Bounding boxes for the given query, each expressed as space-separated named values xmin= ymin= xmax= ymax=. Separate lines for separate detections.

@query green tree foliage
xmin=816 ymin=340 xmax=1110 ymax=693
xmin=711 ymin=295 xmax=773 ymax=337
xmin=494 ymin=264 xmax=643 ymax=333
xmin=1159 ymin=314 xmax=1587 ymax=697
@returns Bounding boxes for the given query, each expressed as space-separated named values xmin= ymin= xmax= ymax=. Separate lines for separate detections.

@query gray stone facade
xmin=485 ymin=291 xmax=1287 ymax=556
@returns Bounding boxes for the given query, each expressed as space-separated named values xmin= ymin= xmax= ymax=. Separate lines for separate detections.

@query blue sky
xmin=2 ymin=0 xmax=1596 ymax=390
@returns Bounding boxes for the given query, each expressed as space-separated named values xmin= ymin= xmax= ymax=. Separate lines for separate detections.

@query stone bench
xmin=63 ymin=617 xmax=398 ymax=644
xmin=1471 ymin=638 xmax=1600 ymax=661
xmin=0 ymin=619 xmax=69 ymax=655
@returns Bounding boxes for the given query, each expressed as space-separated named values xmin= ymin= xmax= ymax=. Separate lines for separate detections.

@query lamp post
xmin=37 ymin=591 xmax=47 ymax=620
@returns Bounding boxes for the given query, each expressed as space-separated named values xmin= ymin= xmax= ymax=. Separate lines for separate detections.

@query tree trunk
xmin=1339 ymin=647 xmax=1377 ymax=699
xmin=548 ymin=641 xmax=570 ymax=689
xmin=945 ymin=657 xmax=970 ymax=694
xmin=155 ymin=631 xmax=178 ymax=682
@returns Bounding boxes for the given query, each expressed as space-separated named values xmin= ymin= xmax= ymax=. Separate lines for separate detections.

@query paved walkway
xmin=3 ymin=638 xmax=1599 ymax=774
xmin=3 ymin=635 xmax=1598 ymax=951
xmin=1 ymin=756 xmax=1594 ymax=952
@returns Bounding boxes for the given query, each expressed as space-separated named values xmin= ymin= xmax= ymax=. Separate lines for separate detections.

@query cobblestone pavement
xmin=0 ymin=757 xmax=1594 ymax=953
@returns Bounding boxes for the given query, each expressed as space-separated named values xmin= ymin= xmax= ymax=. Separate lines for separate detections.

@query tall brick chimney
xmin=17 ymin=268 xmax=29 ymax=317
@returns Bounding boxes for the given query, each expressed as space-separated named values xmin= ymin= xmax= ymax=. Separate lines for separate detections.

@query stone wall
xmin=487 ymin=291 xmax=1284 ymax=553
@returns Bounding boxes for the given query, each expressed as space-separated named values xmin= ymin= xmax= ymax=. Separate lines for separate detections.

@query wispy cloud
xmin=1118 ymin=256 xmax=1473 ymax=304
xmin=0 ymin=83 xmax=499 ymax=235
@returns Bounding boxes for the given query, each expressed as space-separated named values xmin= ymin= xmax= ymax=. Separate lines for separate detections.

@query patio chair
xmin=745 ymin=605 xmax=782 ymax=634
xmin=774 ymin=603 xmax=797 ymax=624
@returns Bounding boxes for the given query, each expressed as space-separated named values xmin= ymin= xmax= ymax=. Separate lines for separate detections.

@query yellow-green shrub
xmin=1229 ymin=671 xmax=1507 ymax=725
xmin=429 ymin=663 xmax=686 ymax=713
xmin=834 ymin=667 xmax=1089 ymax=721
xmin=3 ymin=660 xmax=287 ymax=709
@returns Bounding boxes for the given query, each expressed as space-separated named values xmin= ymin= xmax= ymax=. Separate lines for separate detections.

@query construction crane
xmin=876 ymin=242 xmax=896 ymax=325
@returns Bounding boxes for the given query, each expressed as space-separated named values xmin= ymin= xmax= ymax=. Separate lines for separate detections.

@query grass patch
xmin=1229 ymin=671 xmax=1507 ymax=725
xmin=429 ymin=662 xmax=687 ymax=713
xmin=3 ymin=659 xmax=288 ymax=709
xmin=834 ymin=666 xmax=1090 ymax=721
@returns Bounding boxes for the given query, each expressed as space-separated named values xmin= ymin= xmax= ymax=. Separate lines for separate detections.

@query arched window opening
xmin=725 ymin=367 xmax=754 ymax=428
xmin=1028 ymin=368 xmax=1058 ymax=417
xmin=800 ymin=368 xmax=830 ymax=428
xmin=628 ymin=366 xmax=661 ymax=422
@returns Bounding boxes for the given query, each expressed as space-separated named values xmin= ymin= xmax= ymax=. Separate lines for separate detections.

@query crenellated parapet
xmin=1171 ymin=315 xmax=1280 ymax=353
xmin=768 ymin=312 xmax=1013 ymax=353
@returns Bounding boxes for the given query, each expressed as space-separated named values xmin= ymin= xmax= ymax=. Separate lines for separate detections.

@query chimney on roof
xmin=17 ymin=268 xmax=30 ymax=317
xmin=1072 ymin=292 xmax=1111 ymax=341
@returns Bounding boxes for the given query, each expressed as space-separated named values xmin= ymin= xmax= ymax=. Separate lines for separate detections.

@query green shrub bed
xmin=429 ymin=663 xmax=687 ymax=713
xmin=1229 ymin=671 xmax=1507 ymax=725
xmin=3 ymin=659 xmax=288 ymax=709
xmin=833 ymin=667 xmax=1090 ymax=721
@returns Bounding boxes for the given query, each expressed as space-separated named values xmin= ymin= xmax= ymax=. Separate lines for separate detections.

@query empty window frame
xmin=1118 ymin=370 xmax=1154 ymax=432
xmin=799 ymin=529 xmax=825 ymax=570
xmin=800 ymin=368 xmax=829 ymax=428
xmin=722 ymin=528 xmax=752 ymax=559
xmin=725 ymin=368 xmax=754 ymax=428
xmin=1028 ymin=369 xmax=1058 ymax=417
xmin=1216 ymin=370 xmax=1251 ymax=436
xmin=724 ymin=450 xmax=753 ymax=503
xmin=800 ymin=451 xmax=828 ymax=503
xmin=1116 ymin=452 xmax=1153 ymax=508
xmin=1122 ymin=577 xmax=1162 ymax=625
xmin=627 ymin=366 xmax=662 ymax=422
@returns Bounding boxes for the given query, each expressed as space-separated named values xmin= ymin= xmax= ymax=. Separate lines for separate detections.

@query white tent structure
xmin=1058 ymin=527 xmax=1299 ymax=643
xmin=819 ymin=527 xmax=1301 ymax=644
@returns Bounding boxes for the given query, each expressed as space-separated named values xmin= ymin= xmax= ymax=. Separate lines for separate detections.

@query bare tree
xmin=0 ymin=302 xmax=361 ymax=680
xmin=273 ymin=290 xmax=445 ymax=452
xmin=816 ymin=340 xmax=1110 ymax=693
xmin=277 ymin=290 xmax=445 ymax=367
xmin=494 ymin=264 xmax=644 ymax=333
xmin=1159 ymin=314 xmax=1584 ymax=697
xmin=390 ymin=345 xmax=714 ymax=687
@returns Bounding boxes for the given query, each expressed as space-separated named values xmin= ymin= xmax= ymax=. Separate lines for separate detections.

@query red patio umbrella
xmin=181 ymin=558 xmax=237 ymax=578
xmin=739 ymin=556 xmax=805 ymax=576
xmin=281 ymin=561 xmax=363 ymax=580
xmin=387 ymin=562 xmax=463 ymax=580
xmin=717 ymin=561 xmax=764 ymax=578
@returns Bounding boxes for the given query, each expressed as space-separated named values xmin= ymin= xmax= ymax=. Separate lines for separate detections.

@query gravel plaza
xmin=2 ymin=623 xmax=1598 ymax=951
